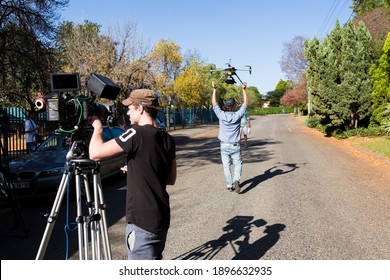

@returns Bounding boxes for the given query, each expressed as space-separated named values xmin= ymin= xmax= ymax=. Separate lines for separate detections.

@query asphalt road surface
xmin=1 ymin=114 xmax=389 ymax=260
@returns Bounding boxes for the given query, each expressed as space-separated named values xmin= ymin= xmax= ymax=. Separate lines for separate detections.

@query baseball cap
xmin=223 ymin=99 xmax=235 ymax=107
xmin=122 ymin=89 xmax=157 ymax=106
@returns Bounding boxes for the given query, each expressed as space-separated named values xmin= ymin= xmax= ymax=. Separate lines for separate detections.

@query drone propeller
xmin=244 ymin=65 xmax=252 ymax=75
xmin=210 ymin=61 xmax=252 ymax=85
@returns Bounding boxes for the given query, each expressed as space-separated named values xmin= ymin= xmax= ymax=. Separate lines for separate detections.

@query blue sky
xmin=60 ymin=0 xmax=353 ymax=94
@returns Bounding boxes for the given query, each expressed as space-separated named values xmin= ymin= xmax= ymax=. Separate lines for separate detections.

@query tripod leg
xmin=84 ymin=172 xmax=101 ymax=260
xmin=94 ymin=171 xmax=112 ymax=260
xmin=35 ymin=168 xmax=72 ymax=260
xmin=74 ymin=169 xmax=87 ymax=260
xmin=91 ymin=173 xmax=102 ymax=260
xmin=82 ymin=172 xmax=93 ymax=260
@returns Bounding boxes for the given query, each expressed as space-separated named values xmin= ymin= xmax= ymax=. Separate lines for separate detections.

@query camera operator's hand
xmin=242 ymin=82 xmax=247 ymax=90
xmin=212 ymin=82 xmax=217 ymax=89
xmin=90 ymin=115 xmax=103 ymax=130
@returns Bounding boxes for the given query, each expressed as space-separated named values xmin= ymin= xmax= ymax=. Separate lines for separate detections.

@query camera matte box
xmin=87 ymin=73 xmax=120 ymax=100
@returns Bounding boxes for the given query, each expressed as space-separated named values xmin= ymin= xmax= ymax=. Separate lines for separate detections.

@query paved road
xmin=164 ymin=114 xmax=390 ymax=260
xmin=1 ymin=114 xmax=389 ymax=260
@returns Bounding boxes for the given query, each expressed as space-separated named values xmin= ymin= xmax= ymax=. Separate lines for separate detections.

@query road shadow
xmin=172 ymin=215 xmax=285 ymax=260
xmin=240 ymin=162 xmax=305 ymax=194
xmin=174 ymin=136 xmax=282 ymax=170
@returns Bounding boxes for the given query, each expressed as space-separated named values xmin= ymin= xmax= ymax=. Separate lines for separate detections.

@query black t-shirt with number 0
xmin=115 ymin=124 xmax=176 ymax=234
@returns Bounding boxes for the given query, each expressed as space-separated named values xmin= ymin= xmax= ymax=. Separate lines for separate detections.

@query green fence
xmin=158 ymin=108 xmax=218 ymax=129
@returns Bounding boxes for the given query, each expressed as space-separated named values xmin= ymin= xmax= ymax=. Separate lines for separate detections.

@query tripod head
xmin=60 ymin=128 xmax=94 ymax=162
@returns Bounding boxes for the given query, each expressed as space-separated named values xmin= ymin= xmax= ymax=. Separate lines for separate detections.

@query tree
xmin=275 ymin=79 xmax=293 ymax=92
xmin=57 ymin=21 xmax=116 ymax=82
xmin=106 ymin=21 xmax=151 ymax=94
xmin=369 ymin=32 xmax=390 ymax=126
xmin=339 ymin=22 xmax=375 ymax=128
xmin=246 ymin=86 xmax=262 ymax=107
xmin=304 ymin=36 xmax=321 ymax=116
xmin=57 ymin=20 xmax=149 ymax=99
xmin=148 ymin=38 xmax=183 ymax=106
xmin=383 ymin=104 xmax=390 ymax=133
xmin=280 ymin=76 xmax=308 ymax=114
xmin=304 ymin=20 xmax=375 ymax=131
xmin=351 ymin=0 xmax=389 ymax=15
xmin=306 ymin=21 xmax=348 ymax=128
xmin=0 ymin=0 xmax=68 ymax=41
xmin=174 ymin=60 xmax=208 ymax=108
xmin=265 ymin=89 xmax=285 ymax=107
xmin=352 ymin=7 xmax=390 ymax=53
xmin=280 ymin=36 xmax=308 ymax=83
xmin=0 ymin=0 xmax=68 ymax=109
xmin=351 ymin=0 xmax=390 ymax=55
xmin=264 ymin=79 xmax=292 ymax=107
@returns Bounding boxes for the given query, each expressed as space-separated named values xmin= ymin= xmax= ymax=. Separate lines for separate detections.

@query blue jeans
xmin=126 ymin=223 xmax=168 ymax=260
xmin=220 ymin=142 xmax=242 ymax=188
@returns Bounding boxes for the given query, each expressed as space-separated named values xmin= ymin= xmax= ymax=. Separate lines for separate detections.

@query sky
xmin=59 ymin=0 xmax=354 ymax=94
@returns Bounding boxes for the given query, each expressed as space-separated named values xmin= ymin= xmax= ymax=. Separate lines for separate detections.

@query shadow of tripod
xmin=173 ymin=216 xmax=285 ymax=260
xmin=35 ymin=140 xmax=112 ymax=260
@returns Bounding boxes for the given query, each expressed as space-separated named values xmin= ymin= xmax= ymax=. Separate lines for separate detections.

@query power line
xmin=335 ymin=0 xmax=351 ymax=22
xmin=318 ymin=0 xmax=340 ymax=37
xmin=318 ymin=0 xmax=351 ymax=38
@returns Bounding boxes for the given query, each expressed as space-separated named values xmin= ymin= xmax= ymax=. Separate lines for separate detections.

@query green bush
xmin=336 ymin=126 xmax=387 ymax=139
xmin=305 ymin=117 xmax=321 ymax=128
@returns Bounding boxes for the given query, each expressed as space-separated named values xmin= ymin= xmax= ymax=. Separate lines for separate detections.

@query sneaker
xmin=227 ymin=186 xmax=234 ymax=192
xmin=233 ymin=181 xmax=240 ymax=194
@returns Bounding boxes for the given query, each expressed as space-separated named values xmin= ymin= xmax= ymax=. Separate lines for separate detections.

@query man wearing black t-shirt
xmin=89 ymin=89 xmax=177 ymax=260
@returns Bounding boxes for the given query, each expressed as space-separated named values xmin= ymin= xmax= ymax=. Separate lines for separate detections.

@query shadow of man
xmin=240 ymin=162 xmax=303 ymax=194
xmin=232 ymin=223 xmax=286 ymax=260
xmin=173 ymin=216 xmax=286 ymax=260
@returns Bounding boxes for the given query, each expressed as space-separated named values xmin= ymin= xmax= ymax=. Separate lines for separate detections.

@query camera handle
xmin=35 ymin=158 xmax=112 ymax=260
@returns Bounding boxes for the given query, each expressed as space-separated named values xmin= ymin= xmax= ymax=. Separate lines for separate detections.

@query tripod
xmin=36 ymin=141 xmax=112 ymax=260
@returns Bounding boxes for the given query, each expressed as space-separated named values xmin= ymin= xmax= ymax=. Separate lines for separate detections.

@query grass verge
xmin=348 ymin=136 xmax=390 ymax=159
xmin=298 ymin=115 xmax=390 ymax=160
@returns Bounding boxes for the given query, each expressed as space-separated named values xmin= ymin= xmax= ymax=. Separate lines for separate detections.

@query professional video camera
xmin=35 ymin=73 xmax=121 ymax=133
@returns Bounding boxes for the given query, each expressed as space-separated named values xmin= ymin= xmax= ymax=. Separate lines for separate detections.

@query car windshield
xmin=36 ymin=134 xmax=68 ymax=152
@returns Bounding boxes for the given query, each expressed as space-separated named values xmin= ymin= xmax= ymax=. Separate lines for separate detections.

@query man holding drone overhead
xmin=212 ymin=81 xmax=248 ymax=194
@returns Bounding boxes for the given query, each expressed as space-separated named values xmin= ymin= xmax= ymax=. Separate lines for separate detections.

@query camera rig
xmin=35 ymin=73 xmax=120 ymax=133
xmin=210 ymin=60 xmax=252 ymax=85
xmin=34 ymin=73 xmax=121 ymax=259
xmin=34 ymin=73 xmax=120 ymax=133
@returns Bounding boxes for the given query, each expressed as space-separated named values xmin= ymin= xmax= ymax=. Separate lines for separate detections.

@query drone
xmin=210 ymin=60 xmax=252 ymax=85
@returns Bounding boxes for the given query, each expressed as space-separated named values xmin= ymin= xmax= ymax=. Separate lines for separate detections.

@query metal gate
xmin=0 ymin=107 xmax=56 ymax=161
